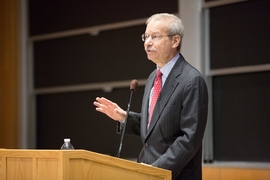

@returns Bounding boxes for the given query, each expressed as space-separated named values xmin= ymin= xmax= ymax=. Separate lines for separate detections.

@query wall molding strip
xmin=34 ymin=79 xmax=147 ymax=95
xmin=29 ymin=18 xmax=147 ymax=42
xmin=202 ymin=0 xmax=249 ymax=9
xmin=207 ymin=64 xmax=270 ymax=76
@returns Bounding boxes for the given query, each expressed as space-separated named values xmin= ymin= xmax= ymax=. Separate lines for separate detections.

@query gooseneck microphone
xmin=116 ymin=79 xmax=138 ymax=158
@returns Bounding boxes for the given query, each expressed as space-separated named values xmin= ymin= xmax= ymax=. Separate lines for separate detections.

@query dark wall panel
xmin=213 ymin=71 xmax=270 ymax=162
xmin=29 ymin=0 xmax=178 ymax=35
xmin=36 ymin=86 xmax=144 ymax=158
xmin=34 ymin=25 xmax=155 ymax=88
xmin=210 ymin=0 xmax=270 ymax=69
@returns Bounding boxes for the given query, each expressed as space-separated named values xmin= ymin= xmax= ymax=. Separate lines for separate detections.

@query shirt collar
xmin=158 ymin=53 xmax=180 ymax=79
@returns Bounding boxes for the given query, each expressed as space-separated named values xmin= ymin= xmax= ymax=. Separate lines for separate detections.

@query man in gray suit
xmin=94 ymin=13 xmax=208 ymax=180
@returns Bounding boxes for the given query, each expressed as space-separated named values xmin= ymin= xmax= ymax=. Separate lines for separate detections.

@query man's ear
xmin=172 ymin=35 xmax=181 ymax=48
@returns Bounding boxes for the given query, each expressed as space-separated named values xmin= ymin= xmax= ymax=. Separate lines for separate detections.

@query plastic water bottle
xmin=60 ymin=138 xmax=74 ymax=150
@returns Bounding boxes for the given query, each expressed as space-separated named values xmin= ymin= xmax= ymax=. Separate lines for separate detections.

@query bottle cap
xmin=64 ymin=138 xmax=70 ymax=142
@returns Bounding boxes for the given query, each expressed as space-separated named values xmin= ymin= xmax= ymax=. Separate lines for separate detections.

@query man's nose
xmin=145 ymin=38 xmax=154 ymax=45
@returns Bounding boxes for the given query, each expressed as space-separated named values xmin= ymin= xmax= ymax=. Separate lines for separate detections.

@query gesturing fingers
xmin=93 ymin=97 xmax=123 ymax=121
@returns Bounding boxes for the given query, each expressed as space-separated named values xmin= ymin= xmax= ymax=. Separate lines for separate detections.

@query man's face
xmin=144 ymin=20 xmax=177 ymax=67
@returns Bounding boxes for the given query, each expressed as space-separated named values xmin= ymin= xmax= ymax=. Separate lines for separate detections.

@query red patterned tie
xmin=148 ymin=69 xmax=162 ymax=128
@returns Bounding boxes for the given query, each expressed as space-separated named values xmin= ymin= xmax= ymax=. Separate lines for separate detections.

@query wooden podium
xmin=0 ymin=149 xmax=171 ymax=180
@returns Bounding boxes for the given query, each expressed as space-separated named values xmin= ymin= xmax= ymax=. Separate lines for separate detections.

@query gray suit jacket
xmin=121 ymin=54 xmax=208 ymax=180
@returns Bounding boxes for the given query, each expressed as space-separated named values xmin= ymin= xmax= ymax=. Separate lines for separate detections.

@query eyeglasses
xmin=141 ymin=33 xmax=175 ymax=42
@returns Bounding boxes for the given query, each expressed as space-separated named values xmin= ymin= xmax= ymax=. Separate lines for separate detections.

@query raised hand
xmin=93 ymin=97 xmax=126 ymax=121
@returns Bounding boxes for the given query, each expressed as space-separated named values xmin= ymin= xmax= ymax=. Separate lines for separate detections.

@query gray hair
xmin=146 ymin=13 xmax=184 ymax=51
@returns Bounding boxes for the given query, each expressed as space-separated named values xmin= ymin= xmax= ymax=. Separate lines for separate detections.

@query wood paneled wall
xmin=0 ymin=0 xmax=19 ymax=148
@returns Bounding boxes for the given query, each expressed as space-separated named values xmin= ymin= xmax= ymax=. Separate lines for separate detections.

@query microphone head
xmin=130 ymin=79 xmax=138 ymax=91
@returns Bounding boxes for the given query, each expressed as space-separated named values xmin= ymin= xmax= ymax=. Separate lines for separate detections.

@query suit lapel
xmin=141 ymin=71 xmax=155 ymax=139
